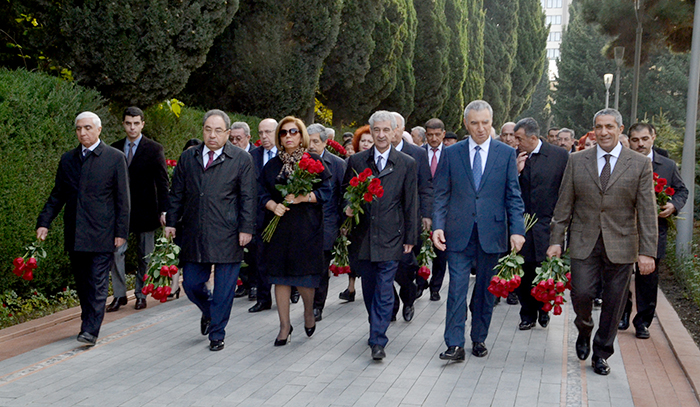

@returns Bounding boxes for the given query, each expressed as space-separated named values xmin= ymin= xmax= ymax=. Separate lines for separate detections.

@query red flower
xmin=657 ymin=178 xmax=667 ymax=187
xmin=554 ymin=295 xmax=564 ymax=305
xmin=653 ymin=172 xmax=659 ymax=180
xmin=142 ymin=284 xmax=154 ymax=295
xmin=236 ymin=279 xmax=243 ymax=286
xmin=22 ymin=271 xmax=33 ymax=281
xmin=553 ymin=304 xmax=562 ymax=315
xmin=160 ymin=265 xmax=170 ymax=276
xmin=26 ymin=257 xmax=37 ymax=269
xmin=349 ymin=177 xmax=360 ymax=187
xmin=12 ymin=267 xmax=23 ymax=277
xmin=169 ymin=265 xmax=178 ymax=276
xmin=655 ymin=183 xmax=664 ymax=193
xmin=254 ymin=139 xmax=262 ymax=147
xmin=417 ymin=266 xmax=431 ymax=280
xmin=542 ymin=302 xmax=553 ymax=312
xmin=358 ymin=171 xmax=369 ymax=182
xmin=143 ymin=274 xmax=150 ymax=282
xmin=363 ymin=192 xmax=373 ymax=202
xmin=375 ymin=187 xmax=384 ymax=198
xmin=665 ymin=187 xmax=675 ymax=196
xmin=13 ymin=257 xmax=24 ymax=267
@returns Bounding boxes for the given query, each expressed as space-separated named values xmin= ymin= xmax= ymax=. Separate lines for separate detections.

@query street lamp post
xmin=604 ymin=74 xmax=613 ymax=109
xmin=614 ymin=47 xmax=625 ymax=110
xmin=631 ymin=0 xmax=643 ymax=124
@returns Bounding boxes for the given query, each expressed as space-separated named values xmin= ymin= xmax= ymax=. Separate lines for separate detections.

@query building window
xmin=546 ymin=0 xmax=562 ymax=8
xmin=548 ymin=31 xmax=562 ymax=42
xmin=546 ymin=15 xmax=562 ymax=25
xmin=547 ymin=48 xmax=560 ymax=60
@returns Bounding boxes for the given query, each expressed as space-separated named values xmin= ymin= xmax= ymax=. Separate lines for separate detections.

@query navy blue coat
xmin=397 ymin=142 xmax=433 ymax=230
xmin=652 ymin=152 xmax=688 ymax=259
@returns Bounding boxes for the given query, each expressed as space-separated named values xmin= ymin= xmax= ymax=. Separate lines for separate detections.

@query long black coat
xmin=111 ymin=136 xmax=169 ymax=233
xmin=166 ymin=142 xmax=256 ymax=263
xmin=519 ymin=140 xmax=568 ymax=263
xmin=37 ymin=141 xmax=130 ymax=253
xmin=321 ymin=151 xmax=347 ymax=251
xmin=653 ymin=152 xmax=688 ymax=259
xmin=397 ymin=142 xmax=433 ymax=223
xmin=344 ymin=147 xmax=418 ymax=262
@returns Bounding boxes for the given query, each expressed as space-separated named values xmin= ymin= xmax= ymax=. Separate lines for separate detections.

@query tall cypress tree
xmin=463 ymin=0 xmax=485 ymax=108
xmin=183 ymin=0 xmax=342 ymax=119
xmin=410 ymin=0 xmax=451 ymax=124
xmin=481 ymin=0 xmax=519 ymax=126
xmin=508 ymin=0 xmax=548 ymax=119
xmin=440 ymin=0 xmax=470 ymax=131
xmin=517 ymin=67 xmax=552 ymax=131
xmin=318 ymin=1 xmax=384 ymax=125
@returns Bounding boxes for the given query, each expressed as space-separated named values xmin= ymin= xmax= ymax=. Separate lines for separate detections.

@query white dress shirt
xmin=202 ymin=145 xmax=224 ymax=168
xmin=428 ymin=143 xmax=443 ymax=163
xmin=373 ymin=147 xmax=391 ymax=171
xmin=124 ymin=134 xmax=142 ymax=157
xmin=596 ymin=142 xmax=622 ymax=176
xmin=468 ymin=136 xmax=490 ymax=173
xmin=529 ymin=139 xmax=543 ymax=158
xmin=263 ymin=146 xmax=278 ymax=166
xmin=81 ymin=139 xmax=101 ymax=155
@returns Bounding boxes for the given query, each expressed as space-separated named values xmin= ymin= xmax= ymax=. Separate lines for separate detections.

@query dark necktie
xmin=82 ymin=149 xmax=90 ymax=162
xmin=600 ymin=154 xmax=611 ymax=190
xmin=376 ymin=156 xmax=384 ymax=172
xmin=126 ymin=142 xmax=134 ymax=166
xmin=430 ymin=148 xmax=438 ymax=177
xmin=473 ymin=146 xmax=482 ymax=188
xmin=205 ymin=150 xmax=215 ymax=170
xmin=267 ymin=150 xmax=273 ymax=163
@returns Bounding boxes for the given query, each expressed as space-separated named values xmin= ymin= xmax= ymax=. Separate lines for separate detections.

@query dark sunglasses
xmin=279 ymin=128 xmax=300 ymax=137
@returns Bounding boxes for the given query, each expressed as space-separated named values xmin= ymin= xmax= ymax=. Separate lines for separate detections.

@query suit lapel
xmin=457 ymin=141 xmax=477 ymax=191
xmin=479 ymin=141 xmax=499 ymax=191
xmin=583 ymin=148 xmax=603 ymax=191
xmin=606 ymin=147 xmax=631 ymax=190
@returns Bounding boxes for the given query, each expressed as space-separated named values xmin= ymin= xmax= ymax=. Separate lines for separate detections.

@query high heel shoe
xmin=274 ymin=326 xmax=293 ymax=346
xmin=167 ymin=288 xmax=181 ymax=300
xmin=305 ymin=324 xmax=316 ymax=337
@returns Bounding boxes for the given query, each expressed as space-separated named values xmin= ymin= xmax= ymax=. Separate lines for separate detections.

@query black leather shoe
xmin=439 ymin=346 xmax=465 ymax=361
xmin=519 ymin=321 xmax=536 ymax=330
xmin=339 ymin=289 xmax=355 ymax=302
xmin=618 ymin=312 xmax=630 ymax=330
xmin=506 ymin=292 xmax=519 ymax=305
xmin=576 ymin=334 xmax=591 ymax=360
xmin=403 ymin=305 xmax=414 ymax=322
xmin=234 ymin=286 xmax=248 ymax=298
xmin=248 ymin=286 xmax=257 ymax=301
xmin=416 ymin=288 xmax=424 ymax=299
xmin=248 ymin=302 xmax=271 ymax=313
xmin=200 ymin=315 xmax=211 ymax=336
xmin=635 ymin=325 xmax=650 ymax=339
xmin=305 ymin=324 xmax=316 ymax=337
xmin=371 ymin=344 xmax=386 ymax=360
xmin=77 ymin=331 xmax=97 ymax=346
xmin=494 ymin=297 xmax=501 ymax=305
xmin=430 ymin=291 xmax=441 ymax=301
xmin=290 ymin=288 xmax=300 ymax=304
xmin=209 ymin=340 xmax=224 ymax=351
xmin=274 ymin=326 xmax=293 ymax=346
xmin=472 ymin=342 xmax=488 ymax=357
xmin=592 ymin=355 xmax=611 ymax=375
xmin=593 ymin=298 xmax=603 ymax=308
xmin=391 ymin=314 xmax=397 ymax=322
xmin=106 ymin=297 xmax=127 ymax=312
xmin=134 ymin=298 xmax=147 ymax=310
xmin=538 ymin=311 xmax=550 ymax=328
xmin=314 ymin=308 xmax=323 ymax=322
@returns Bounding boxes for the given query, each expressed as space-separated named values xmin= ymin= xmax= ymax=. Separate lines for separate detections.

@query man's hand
xmin=36 ymin=227 xmax=48 ymax=241
xmin=160 ymin=213 xmax=167 ymax=227
xmin=659 ymin=202 xmax=675 ymax=218
xmin=422 ymin=218 xmax=432 ymax=232
xmin=516 ymin=151 xmax=528 ymax=174
xmin=284 ymin=194 xmax=297 ymax=204
xmin=432 ymin=229 xmax=446 ymax=251
xmin=546 ymin=245 xmax=562 ymax=259
xmin=510 ymin=234 xmax=525 ymax=252
xmin=345 ymin=207 xmax=354 ymax=217
xmin=239 ymin=232 xmax=252 ymax=247
xmin=164 ymin=227 xmax=176 ymax=239
xmin=403 ymin=244 xmax=414 ymax=254
xmin=274 ymin=203 xmax=289 ymax=217
xmin=638 ymin=255 xmax=656 ymax=275
xmin=115 ymin=237 xmax=126 ymax=248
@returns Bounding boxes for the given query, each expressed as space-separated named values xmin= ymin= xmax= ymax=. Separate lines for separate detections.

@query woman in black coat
xmin=259 ymin=116 xmax=331 ymax=346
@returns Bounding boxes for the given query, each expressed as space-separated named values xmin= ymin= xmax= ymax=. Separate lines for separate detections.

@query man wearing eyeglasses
xmin=165 ymin=109 xmax=257 ymax=351
xmin=230 ymin=122 xmax=254 ymax=153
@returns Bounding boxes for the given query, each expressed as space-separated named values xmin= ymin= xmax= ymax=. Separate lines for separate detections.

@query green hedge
xmin=0 ymin=69 xmax=261 ymax=297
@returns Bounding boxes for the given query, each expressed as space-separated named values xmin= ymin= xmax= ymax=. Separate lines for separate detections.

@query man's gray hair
xmin=75 ymin=111 xmax=101 ymax=128
xmin=593 ymin=108 xmax=624 ymax=128
xmin=391 ymin=112 xmax=405 ymax=129
xmin=369 ymin=110 xmax=397 ymax=129
xmin=202 ymin=109 xmax=231 ymax=129
xmin=306 ymin=123 xmax=328 ymax=141
xmin=558 ymin=128 xmax=575 ymax=139
xmin=463 ymin=100 xmax=493 ymax=120
xmin=513 ymin=118 xmax=539 ymax=138
xmin=412 ymin=126 xmax=426 ymax=142
xmin=326 ymin=128 xmax=336 ymax=139
xmin=230 ymin=121 xmax=250 ymax=136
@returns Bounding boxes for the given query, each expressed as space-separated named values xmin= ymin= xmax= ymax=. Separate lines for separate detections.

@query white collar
xmin=395 ymin=139 xmax=404 ymax=152
xmin=530 ymin=139 xmax=543 ymax=155
xmin=646 ymin=149 xmax=654 ymax=160
xmin=596 ymin=142 xmax=622 ymax=160
xmin=82 ymin=139 xmax=101 ymax=152
xmin=468 ymin=136 xmax=491 ymax=151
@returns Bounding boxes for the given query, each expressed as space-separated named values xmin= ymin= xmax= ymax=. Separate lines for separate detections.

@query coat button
xmin=200 ymin=193 xmax=204 ymax=196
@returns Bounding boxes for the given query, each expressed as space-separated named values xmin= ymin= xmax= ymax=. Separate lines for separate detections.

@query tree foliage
xmin=183 ymin=0 xmax=342 ymax=120
xmin=517 ymin=67 xmax=552 ymax=132
xmin=440 ymin=0 xmax=470 ymax=131
xmin=463 ymin=0 xmax=486 ymax=107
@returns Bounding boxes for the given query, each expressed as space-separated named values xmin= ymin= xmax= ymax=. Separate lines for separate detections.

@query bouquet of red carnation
xmin=262 ymin=152 xmax=325 ymax=242
xmin=329 ymin=168 xmax=384 ymax=276
xmin=653 ymin=172 xmax=675 ymax=210
xmin=254 ymin=139 xmax=262 ymax=147
xmin=488 ymin=213 xmax=537 ymax=298
xmin=142 ymin=236 xmax=181 ymax=302
xmin=11 ymin=241 xmax=47 ymax=281
xmin=326 ymin=139 xmax=347 ymax=157
xmin=166 ymin=159 xmax=177 ymax=179
xmin=416 ymin=229 xmax=436 ymax=280
xmin=531 ymin=255 xmax=571 ymax=316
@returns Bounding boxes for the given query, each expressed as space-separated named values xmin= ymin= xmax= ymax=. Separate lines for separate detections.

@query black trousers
xmin=70 ymin=251 xmax=113 ymax=337
xmin=313 ymin=250 xmax=333 ymax=310
xmin=623 ymin=259 xmax=660 ymax=329
xmin=239 ymin=240 xmax=258 ymax=290
xmin=392 ymin=252 xmax=417 ymax=317
xmin=570 ymin=235 xmax=632 ymax=359
xmin=254 ymin=235 xmax=272 ymax=305
xmin=516 ymin=261 xmax=546 ymax=323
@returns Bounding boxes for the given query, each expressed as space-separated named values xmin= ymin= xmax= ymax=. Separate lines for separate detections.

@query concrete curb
xmin=657 ymin=287 xmax=700 ymax=402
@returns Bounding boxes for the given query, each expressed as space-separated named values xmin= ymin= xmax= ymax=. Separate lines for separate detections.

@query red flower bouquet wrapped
xmin=488 ymin=213 xmax=537 ymax=298
xmin=11 ymin=241 xmax=47 ymax=281
xmin=531 ymin=255 xmax=571 ymax=316
xmin=262 ymin=153 xmax=325 ymax=242
xmin=142 ymin=236 xmax=180 ymax=302
xmin=326 ymin=139 xmax=347 ymax=158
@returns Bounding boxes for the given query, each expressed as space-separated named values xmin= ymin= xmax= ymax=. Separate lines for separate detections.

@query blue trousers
xmin=444 ymin=228 xmax=500 ymax=347
xmin=182 ymin=262 xmax=240 ymax=341
xmin=356 ymin=260 xmax=398 ymax=347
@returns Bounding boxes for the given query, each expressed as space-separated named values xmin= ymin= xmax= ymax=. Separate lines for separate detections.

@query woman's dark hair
xmin=183 ymin=138 xmax=202 ymax=152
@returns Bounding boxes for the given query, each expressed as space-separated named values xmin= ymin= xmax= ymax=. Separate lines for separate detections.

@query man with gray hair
xmin=500 ymin=122 xmax=517 ymax=149
xmin=411 ymin=126 xmax=426 ymax=146
xmin=344 ymin=110 xmax=418 ymax=360
xmin=229 ymin=121 xmax=254 ymax=152
xmin=37 ymin=111 xmax=130 ymax=345
xmin=557 ymin=128 xmax=576 ymax=153
xmin=165 ymin=109 xmax=257 ymax=351
xmin=307 ymin=123 xmax=347 ymax=321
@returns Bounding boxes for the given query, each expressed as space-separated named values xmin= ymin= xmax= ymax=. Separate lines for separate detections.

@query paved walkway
xmin=0 ymin=275 xmax=698 ymax=406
